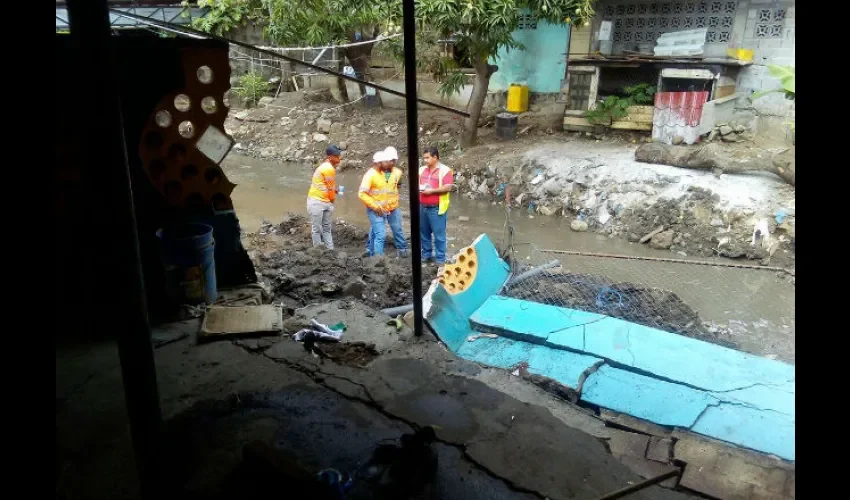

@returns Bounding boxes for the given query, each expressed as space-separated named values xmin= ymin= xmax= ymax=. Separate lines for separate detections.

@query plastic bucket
xmin=156 ymin=223 xmax=218 ymax=305
xmin=495 ymin=112 xmax=518 ymax=140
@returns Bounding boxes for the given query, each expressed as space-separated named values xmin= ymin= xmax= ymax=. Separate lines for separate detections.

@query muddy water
xmin=223 ymin=155 xmax=795 ymax=362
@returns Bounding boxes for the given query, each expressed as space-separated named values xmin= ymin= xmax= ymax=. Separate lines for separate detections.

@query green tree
xmin=185 ymin=0 xmax=399 ymax=103
xmin=415 ymin=0 xmax=595 ymax=146
xmin=263 ymin=0 xmax=400 ymax=103
xmin=183 ymin=0 xmax=265 ymax=36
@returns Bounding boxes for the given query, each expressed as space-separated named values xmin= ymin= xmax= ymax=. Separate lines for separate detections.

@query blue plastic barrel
xmin=156 ymin=223 xmax=218 ymax=305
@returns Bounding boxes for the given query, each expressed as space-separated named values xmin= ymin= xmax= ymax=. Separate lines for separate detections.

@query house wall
xmin=586 ymin=0 xmax=795 ymax=141
xmin=730 ymin=1 xmax=795 ymax=139
xmin=489 ymin=17 xmax=571 ymax=93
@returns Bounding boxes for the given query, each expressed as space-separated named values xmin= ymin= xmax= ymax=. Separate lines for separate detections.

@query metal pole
xmin=591 ymin=469 xmax=680 ymax=500
xmin=66 ymin=0 xmax=162 ymax=496
xmin=401 ymin=0 xmax=423 ymax=336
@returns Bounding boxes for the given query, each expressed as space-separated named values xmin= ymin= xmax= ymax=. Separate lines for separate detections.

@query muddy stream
xmin=224 ymin=154 xmax=795 ymax=362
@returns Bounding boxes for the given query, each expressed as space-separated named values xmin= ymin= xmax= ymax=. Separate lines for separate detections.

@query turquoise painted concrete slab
xmin=470 ymin=295 xmax=605 ymax=346
xmin=450 ymin=235 xmax=511 ymax=318
xmin=472 ymin=296 xmax=795 ymax=394
xmin=424 ymin=234 xmax=511 ymax=352
xmin=457 ymin=336 xmax=602 ymax=389
xmin=427 ymin=284 xmax=473 ymax=353
xmin=582 ymin=364 xmax=714 ymax=428
xmin=456 ymin=336 xmax=536 ymax=369
xmin=691 ymin=403 xmax=795 ymax=461
xmin=426 ymin=237 xmax=795 ymax=461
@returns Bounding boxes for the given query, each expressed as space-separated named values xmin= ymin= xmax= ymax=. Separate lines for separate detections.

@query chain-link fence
xmin=498 ymin=243 xmax=795 ymax=364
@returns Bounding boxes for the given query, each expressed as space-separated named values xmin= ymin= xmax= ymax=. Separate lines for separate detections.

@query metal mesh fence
xmin=498 ymin=243 xmax=795 ymax=364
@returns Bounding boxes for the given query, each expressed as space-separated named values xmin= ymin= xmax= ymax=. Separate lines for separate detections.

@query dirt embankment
xmin=244 ymin=213 xmax=433 ymax=312
xmin=227 ymin=90 xmax=795 ymax=268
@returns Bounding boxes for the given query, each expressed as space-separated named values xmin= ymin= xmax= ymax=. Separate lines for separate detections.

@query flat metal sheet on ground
xmin=200 ymin=305 xmax=283 ymax=339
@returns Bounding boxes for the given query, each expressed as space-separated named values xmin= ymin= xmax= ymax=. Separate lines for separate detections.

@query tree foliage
xmin=182 ymin=0 xmax=265 ymax=36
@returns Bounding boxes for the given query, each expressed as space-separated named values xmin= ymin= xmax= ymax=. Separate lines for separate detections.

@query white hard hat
xmin=372 ymin=151 xmax=388 ymax=163
xmin=384 ymin=146 xmax=399 ymax=161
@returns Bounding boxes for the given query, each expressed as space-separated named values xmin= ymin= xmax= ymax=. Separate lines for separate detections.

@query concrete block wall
xmin=732 ymin=0 xmax=795 ymax=125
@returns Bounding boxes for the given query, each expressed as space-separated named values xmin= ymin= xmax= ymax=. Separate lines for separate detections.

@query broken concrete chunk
xmin=650 ymin=230 xmax=675 ymax=250
xmin=606 ymin=430 xmax=650 ymax=459
xmin=719 ymin=125 xmax=734 ymax=136
xmin=570 ymin=219 xmax=589 ymax=232
xmin=646 ymin=436 xmax=673 ymax=462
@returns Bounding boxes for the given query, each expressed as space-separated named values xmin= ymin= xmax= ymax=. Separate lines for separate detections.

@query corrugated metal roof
xmin=651 ymin=91 xmax=710 ymax=145
xmin=56 ymin=5 xmax=207 ymax=31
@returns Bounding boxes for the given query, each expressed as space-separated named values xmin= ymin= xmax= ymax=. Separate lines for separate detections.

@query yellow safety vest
xmin=359 ymin=167 xmax=403 ymax=212
xmin=307 ymin=161 xmax=337 ymax=203
xmin=419 ymin=164 xmax=452 ymax=215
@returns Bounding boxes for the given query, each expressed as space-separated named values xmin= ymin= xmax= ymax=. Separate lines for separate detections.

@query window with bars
xmin=601 ymin=1 xmax=737 ymax=45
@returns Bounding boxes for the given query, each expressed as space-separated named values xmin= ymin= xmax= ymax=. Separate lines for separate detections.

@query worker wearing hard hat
xmin=359 ymin=149 xmax=409 ymax=257
xmin=306 ymin=144 xmax=342 ymax=249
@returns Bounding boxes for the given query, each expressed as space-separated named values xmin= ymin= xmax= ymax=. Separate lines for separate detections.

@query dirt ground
xmin=245 ymin=213 xmax=434 ymax=312
xmin=225 ymin=90 xmax=795 ymax=269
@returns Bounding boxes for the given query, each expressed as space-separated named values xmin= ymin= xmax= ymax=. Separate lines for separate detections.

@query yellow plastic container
xmin=506 ymin=83 xmax=529 ymax=113
xmin=726 ymin=48 xmax=754 ymax=62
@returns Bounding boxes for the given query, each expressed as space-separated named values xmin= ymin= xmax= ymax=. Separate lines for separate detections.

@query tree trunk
xmin=336 ymin=57 xmax=350 ymax=103
xmin=462 ymin=57 xmax=491 ymax=148
xmin=634 ymin=142 xmax=796 ymax=186
xmin=344 ymin=27 xmax=381 ymax=105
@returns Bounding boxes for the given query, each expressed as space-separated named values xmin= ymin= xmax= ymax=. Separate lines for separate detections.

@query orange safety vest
xmin=307 ymin=161 xmax=337 ymax=203
xmin=358 ymin=167 xmax=403 ymax=212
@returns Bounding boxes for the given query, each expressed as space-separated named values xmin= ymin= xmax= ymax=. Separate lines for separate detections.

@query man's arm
xmin=324 ymin=167 xmax=337 ymax=202
xmin=423 ymin=170 xmax=454 ymax=194
xmin=358 ymin=173 xmax=384 ymax=214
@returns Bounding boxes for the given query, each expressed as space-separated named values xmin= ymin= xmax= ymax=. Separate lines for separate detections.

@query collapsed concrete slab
xmin=424 ymin=234 xmax=795 ymax=463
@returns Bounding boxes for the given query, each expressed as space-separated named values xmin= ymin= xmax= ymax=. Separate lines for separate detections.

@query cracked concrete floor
xmin=57 ymin=301 xmax=699 ymax=500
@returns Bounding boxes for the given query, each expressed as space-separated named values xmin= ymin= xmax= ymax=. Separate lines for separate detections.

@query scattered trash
xmin=531 ymin=173 xmax=545 ymax=185
xmin=510 ymin=369 xmax=520 ymax=376
xmin=293 ymin=319 xmax=344 ymax=342
xmin=329 ymin=321 xmax=347 ymax=332
xmin=751 ymin=219 xmax=771 ymax=249
xmin=774 ymin=209 xmax=787 ymax=224
xmin=387 ymin=316 xmax=404 ymax=332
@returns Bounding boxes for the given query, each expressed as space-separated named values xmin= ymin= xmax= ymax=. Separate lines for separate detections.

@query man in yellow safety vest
xmin=418 ymin=146 xmax=453 ymax=264
xmin=306 ymin=145 xmax=342 ymax=249
xmin=359 ymin=149 xmax=409 ymax=257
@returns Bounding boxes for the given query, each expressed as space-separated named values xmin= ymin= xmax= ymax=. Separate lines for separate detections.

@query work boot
xmin=397 ymin=249 xmax=409 ymax=258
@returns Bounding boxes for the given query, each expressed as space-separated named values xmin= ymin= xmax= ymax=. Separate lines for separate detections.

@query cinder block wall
xmin=731 ymin=0 xmax=795 ymax=141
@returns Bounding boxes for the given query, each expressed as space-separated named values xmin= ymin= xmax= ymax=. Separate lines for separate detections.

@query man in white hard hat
xmin=358 ymin=150 xmax=408 ymax=257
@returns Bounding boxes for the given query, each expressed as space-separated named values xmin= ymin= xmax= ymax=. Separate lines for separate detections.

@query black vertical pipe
xmin=401 ymin=0 xmax=424 ymax=336
xmin=66 ymin=0 xmax=162 ymax=496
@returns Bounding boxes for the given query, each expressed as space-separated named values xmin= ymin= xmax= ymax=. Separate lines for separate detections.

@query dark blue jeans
xmin=366 ymin=208 xmax=407 ymax=256
xmin=420 ymin=205 xmax=447 ymax=263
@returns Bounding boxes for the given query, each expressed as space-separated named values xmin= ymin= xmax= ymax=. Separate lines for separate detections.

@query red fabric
xmin=419 ymin=167 xmax=453 ymax=205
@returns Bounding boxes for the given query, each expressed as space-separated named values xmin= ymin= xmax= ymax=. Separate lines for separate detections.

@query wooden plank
xmin=199 ymin=305 xmax=283 ymax=340
xmin=610 ymin=121 xmax=653 ymax=131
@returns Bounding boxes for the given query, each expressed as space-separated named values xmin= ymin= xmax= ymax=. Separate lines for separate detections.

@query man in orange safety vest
xmin=306 ymin=144 xmax=343 ymax=249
